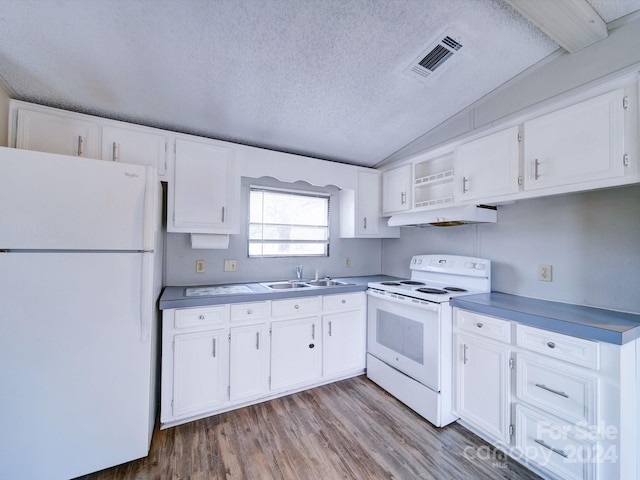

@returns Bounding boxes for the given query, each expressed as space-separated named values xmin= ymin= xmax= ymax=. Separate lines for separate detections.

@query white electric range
xmin=366 ymin=254 xmax=491 ymax=427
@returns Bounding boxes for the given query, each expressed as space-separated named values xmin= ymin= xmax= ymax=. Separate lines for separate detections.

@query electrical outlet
xmin=196 ymin=260 xmax=205 ymax=273
xmin=345 ymin=257 xmax=351 ymax=268
xmin=224 ymin=259 xmax=237 ymax=272
xmin=538 ymin=264 xmax=552 ymax=282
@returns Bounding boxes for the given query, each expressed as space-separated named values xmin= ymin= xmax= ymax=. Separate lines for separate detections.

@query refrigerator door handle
xmin=140 ymin=252 xmax=154 ymax=342
xmin=142 ymin=166 xmax=157 ymax=252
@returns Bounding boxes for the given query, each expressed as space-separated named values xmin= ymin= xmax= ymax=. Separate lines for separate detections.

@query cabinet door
xmin=356 ymin=170 xmax=380 ymax=235
xmin=270 ymin=317 xmax=322 ymax=390
xmin=16 ymin=109 xmax=99 ymax=158
xmin=382 ymin=164 xmax=411 ymax=214
xmin=102 ymin=125 xmax=168 ymax=175
xmin=170 ymin=138 xmax=238 ymax=234
xmin=172 ymin=329 xmax=228 ymax=418
xmin=524 ymin=89 xmax=625 ymax=190
xmin=322 ymin=310 xmax=366 ymax=377
xmin=229 ymin=323 xmax=270 ymax=403
xmin=454 ymin=333 xmax=511 ymax=444
xmin=456 ymin=126 xmax=521 ymax=201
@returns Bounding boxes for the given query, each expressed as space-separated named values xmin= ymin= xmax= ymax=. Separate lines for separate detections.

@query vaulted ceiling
xmin=0 ymin=0 xmax=638 ymax=167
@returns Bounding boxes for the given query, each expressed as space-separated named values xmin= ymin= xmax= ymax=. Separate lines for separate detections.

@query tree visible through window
xmin=248 ymin=187 xmax=330 ymax=257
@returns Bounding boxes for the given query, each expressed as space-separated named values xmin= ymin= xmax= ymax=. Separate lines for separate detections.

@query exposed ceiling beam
xmin=504 ymin=0 xmax=608 ymax=53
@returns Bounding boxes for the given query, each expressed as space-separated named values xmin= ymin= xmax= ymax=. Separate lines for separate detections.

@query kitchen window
xmin=248 ymin=186 xmax=330 ymax=257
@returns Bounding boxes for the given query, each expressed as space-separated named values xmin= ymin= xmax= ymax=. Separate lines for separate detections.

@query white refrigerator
xmin=0 ymin=147 xmax=162 ymax=479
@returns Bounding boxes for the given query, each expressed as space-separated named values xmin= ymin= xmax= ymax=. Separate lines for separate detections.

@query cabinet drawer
xmin=174 ymin=305 xmax=229 ymax=329
xmin=515 ymin=405 xmax=596 ymax=480
xmin=322 ymin=292 xmax=364 ymax=311
xmin=455 ymin=309 xmax=511 ymax=343
xmin=271 ymin=296 xmax=321 ymax=317
xmin=516 ymin=325 xmax=599 ymax=369
xmin=230 ymin=301 xmax=269 ymax=322
xmin=516 ymin=354 xmax=598 ymax=428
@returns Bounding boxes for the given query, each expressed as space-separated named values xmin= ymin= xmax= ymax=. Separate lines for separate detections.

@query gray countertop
xmin=159 ymin=275 xmax=399 ymax=310
xmin=451 ymin=292 xmax=640 ymax=345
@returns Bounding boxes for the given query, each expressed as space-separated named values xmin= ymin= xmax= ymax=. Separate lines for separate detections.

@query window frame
xmin=247 ymin=185 xmax=331 ymax=258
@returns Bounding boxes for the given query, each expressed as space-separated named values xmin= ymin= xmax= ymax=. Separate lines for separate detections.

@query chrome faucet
xmin=295 ymin=265 xmax=304 ymax=281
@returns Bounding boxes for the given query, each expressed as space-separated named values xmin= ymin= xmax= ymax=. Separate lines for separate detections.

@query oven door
xmin=366 ymin=290 xmax=441 ymax=391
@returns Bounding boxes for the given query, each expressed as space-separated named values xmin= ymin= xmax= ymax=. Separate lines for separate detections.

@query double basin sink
xmin=260 ymin=279 xmax=351 ymax=291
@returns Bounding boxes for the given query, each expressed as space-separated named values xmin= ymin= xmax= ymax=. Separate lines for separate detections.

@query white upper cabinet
xmin=168 ymin=138 xmax=239 ymax=234
xmin=16 ymin=108 xmax=99 ymax=159
xmin=340 ymin=170 xmax=400 ymax=238
xmin=101 ymin=125 xmax=168 ymax=176
xmin=455 ymin=126 xmax=521 ymax=201
xmin=382 ymin=164 xmax=411 ymax=215
xmin=523 ymin=89 xmax=625 ymax=190
xmin=413 ymin=151 xmax=455 ymax=209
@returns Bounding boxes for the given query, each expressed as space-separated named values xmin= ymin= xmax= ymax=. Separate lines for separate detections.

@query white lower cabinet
xmin=322 ymin=310 xmax=366 ymax=377
xmin=270 ymin=317 xmax=322 ymax=390
xmin=454 ymin=333 xmax=512 ymax=444
xmin=161 ymin=292 xmax=366 ymax=428
xmin=172 ymin=328 xmax=229 ymax=418
xmin=453 ymin=307 xmax=638 ymax=480
xmin=229 ymin=323 xmax=270 ymax=402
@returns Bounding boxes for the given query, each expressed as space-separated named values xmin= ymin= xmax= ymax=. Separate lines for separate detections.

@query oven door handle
xmin=366 ymin=289 xmax=440 ymax=311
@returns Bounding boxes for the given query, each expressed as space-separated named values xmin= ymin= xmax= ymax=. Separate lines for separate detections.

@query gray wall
xmin=381 ymin=184 xmax=640 ymax=313
xmin=165 ymin=176 xmax=383 ymax=285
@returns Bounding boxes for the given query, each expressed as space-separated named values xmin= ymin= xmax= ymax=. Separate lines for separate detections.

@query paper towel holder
xmin=190 ymin=233 xmax=230 ymax=249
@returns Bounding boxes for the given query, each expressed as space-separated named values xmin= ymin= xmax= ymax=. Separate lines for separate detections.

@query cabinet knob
xmin=199 ymin=314 xmax=205 ymax=320
xmin=247 ymin=309 xmax=252 ymax=315
xmin=341 ymin=299 xmax=346 ymax=304
xmin=294 ymin=304 xmax=299 ymax=309
xmin=547 ymin=341 xmax=556 ymax=349
xmin=476 ymin=322 xmax=483 ymax=328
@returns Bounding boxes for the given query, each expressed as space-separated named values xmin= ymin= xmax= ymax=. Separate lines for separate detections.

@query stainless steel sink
xmin=306 ymin=280 xmax=347 ymax=287
xmin=262 ymin=282 xmax=309 ymax=290
xmin=261 ymin=279 xmax=349 ymax=291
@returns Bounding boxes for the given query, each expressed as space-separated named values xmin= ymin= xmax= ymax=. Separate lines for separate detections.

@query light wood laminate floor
xmin=77 ymin=375 xmax=541 ymax=479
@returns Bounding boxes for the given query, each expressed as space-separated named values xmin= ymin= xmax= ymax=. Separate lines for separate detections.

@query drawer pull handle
xmin=534 ymin=439 xmax=568 ymax=458
xmin=535 ymin=383 xmax=569 ymax=398
xmin=547 ymin=341 xmax=556 ymax=349
xmin=476 ymin=322 xmax=483 ymax=328
xmin=199 ymin=315 xmax=205 ymax=320
xmin=256 ymin=332 xmax=260 ymax=350
xmin=77 ymin=135 xmax=83 ymax=156
xmin=463 ymin=344 xmax=468 ymax=364
xmin=311 ymin=324 xmax=315 ymax=340
xmin=328 ymin=321 xmax=332 ymax=337
xmin=212 ymin=338 xmax=216 ymax=358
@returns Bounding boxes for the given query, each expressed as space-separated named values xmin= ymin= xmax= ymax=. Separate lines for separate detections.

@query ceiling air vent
xmin=405 ymin=33 xmax=463 ymax=83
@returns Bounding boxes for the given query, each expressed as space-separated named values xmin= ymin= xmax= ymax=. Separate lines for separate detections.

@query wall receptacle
xmin=538 ymin=264 xmax=552 ymax=282
xmin=196 ymin=260 xmax=205 ymax=273
xmin=224 ymin=259 xmax=237 ymax=272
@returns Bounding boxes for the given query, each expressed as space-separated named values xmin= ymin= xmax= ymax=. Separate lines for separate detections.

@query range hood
xmin=387 ymin=205 xmax=497 ymax=227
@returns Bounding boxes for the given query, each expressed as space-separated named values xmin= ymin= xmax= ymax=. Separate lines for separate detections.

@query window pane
xmin=249 ymin=188 xmax=329 ymax=258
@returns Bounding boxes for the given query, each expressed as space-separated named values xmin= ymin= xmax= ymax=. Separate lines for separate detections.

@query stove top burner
xmin=416 ymin=287 xmax=448 ymax=295
xmin=444 ymin=287 xmax=468 ymax=292
xmin=400 ymin=280 xmax=426 ymax=286
xmin=380 ymin=281 xmax=402 ymax=286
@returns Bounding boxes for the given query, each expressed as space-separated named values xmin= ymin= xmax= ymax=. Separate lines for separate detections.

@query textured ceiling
xmin=0 ymin=0 xmax=638 ymax=167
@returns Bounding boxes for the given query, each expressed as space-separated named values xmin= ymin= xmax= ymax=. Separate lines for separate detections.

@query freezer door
xmin=0 ymin=147 xmax=156 ymax=251
xmin=0 ymin=252 xmax=155 ymax=480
